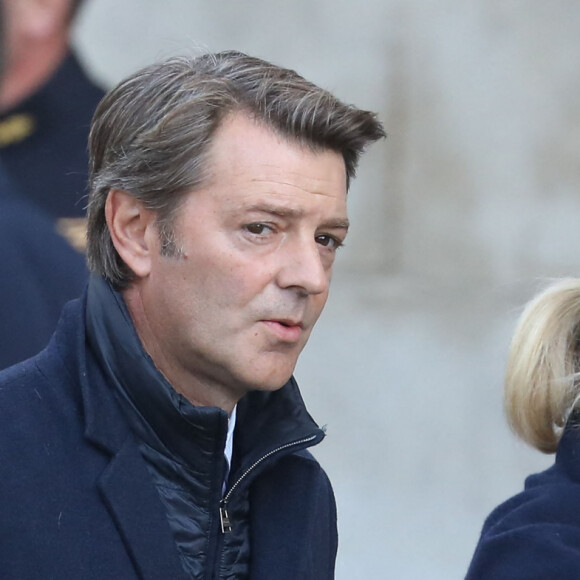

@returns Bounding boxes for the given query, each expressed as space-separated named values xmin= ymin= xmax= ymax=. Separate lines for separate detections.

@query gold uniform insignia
xmin=0 ymin=114 xmax=36 ymax=147
xmin=56 ymin=217 xmax=88 ymax=253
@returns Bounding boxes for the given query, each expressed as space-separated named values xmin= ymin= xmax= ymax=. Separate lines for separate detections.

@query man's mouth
xmin=261 ymin=319 xmax=304 ymax=342
xmin=274 ymin=318 xmax=303 ymax=329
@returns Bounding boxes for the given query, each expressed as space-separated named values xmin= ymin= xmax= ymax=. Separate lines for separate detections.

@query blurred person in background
xmin=0 ymin=169 xmax=88 ymax=368
xmin=0 ymin=0 xmax=89 ymax=369
xmin=0 ymin=0 xmax=104 ymax=250
xmin=467 ymin=279 xmax=580 ymax=578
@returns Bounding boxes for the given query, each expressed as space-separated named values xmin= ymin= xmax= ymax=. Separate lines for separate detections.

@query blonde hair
xmin=506 ymin=279 xmax=580 ymax=453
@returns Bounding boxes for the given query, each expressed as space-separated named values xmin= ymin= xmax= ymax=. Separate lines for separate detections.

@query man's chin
xmin=239 ymin=369 xmax=295 ymax=394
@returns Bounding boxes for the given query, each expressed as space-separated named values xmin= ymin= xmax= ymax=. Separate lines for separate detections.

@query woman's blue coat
xmin=467 ymin=423 xmax=580 ymax=579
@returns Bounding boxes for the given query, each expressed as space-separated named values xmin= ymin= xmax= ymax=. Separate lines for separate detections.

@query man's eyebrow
xmin=244 ymin=203 xmax=304 ymax=218
xmin=321 ymin=218 xmax=350 ymax=231
xmin=243 ymin=203 xmax=350 ymax=230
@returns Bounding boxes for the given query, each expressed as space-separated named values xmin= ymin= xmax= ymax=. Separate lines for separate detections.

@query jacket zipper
xmin=218 ymin=432 xmax=320 ymax=534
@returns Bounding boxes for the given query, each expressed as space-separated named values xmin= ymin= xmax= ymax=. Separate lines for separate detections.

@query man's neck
xmin=122 ymin=285 xmax=242 ymax=416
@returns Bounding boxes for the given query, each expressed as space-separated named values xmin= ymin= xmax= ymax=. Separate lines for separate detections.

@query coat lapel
xmin=97 ymin=437 xmax=188 ymax=580
xmin=70 ymin=300 xmax=187 ymax=580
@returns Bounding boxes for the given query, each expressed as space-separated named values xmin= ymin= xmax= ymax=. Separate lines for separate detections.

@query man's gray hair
xmin=86 ymin=50 xmax=386 ymax=289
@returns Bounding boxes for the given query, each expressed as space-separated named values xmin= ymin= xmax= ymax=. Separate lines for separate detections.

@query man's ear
xmin=105 ymin=189 xmax=157 ymax=279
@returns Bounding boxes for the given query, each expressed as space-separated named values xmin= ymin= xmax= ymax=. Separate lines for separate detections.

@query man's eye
xmin=315 ymin=235 xmax=343 ymax=250
xmin=245 ymin=223 xmax=272 ymax=235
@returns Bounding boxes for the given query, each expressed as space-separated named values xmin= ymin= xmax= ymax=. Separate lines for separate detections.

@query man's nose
xmin=276 ymin=237 xmax=329 ymax=296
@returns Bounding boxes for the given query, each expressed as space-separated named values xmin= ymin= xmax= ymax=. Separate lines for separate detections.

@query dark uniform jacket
xmin=466 ymin=419 xmax=580 ymax=579
xmin=0 ymin=51 xmax=104 ymax=219
xmin=0 ymin=165 xmax=88 ymax=369
xmin=0 ymin=278 xmax=338 ymax=579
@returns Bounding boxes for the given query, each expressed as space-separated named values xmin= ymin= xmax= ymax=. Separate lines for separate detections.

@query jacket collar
xmin=52 ymin=289 xmax=131 ymax=455
xmin=85 ymin=274 xmax=230 ymax=467
xmin=45 ymin=288 xmax=187 ymax=579
xmin=48 ymin=276 xmax=329 ymax=578
xmin=83 ymin=274 xmax=325 ymax=478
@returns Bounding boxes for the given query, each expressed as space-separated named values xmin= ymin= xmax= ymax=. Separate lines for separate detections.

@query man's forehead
xmin=205 ymin=113 xmax=346 ymax=177
xmin=199 ymin=121 xmax=344 ymax=199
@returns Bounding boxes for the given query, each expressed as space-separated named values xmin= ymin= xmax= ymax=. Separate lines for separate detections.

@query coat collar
xmin=82 ymin=275 xmax=326 ymax=481
xmin=96 ymin=438 xmax=188 ymax=580
xmin=50 ymin=276 xmax=329 ymax=579
xmin=50 ymin=292 xmax=187 ymax=580
xmin=85 ymin=275 xmax=230 ymax=467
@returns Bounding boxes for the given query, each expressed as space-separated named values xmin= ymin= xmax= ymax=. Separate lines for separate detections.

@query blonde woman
xmin=467 ymin=279 xmax=580 ymax=579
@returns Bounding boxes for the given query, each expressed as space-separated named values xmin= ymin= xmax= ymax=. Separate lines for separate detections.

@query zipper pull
xmin=219 ymin=502 xmax=232 ymax=534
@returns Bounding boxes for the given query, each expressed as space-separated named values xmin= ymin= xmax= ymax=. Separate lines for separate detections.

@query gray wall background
xmin=74 ymin=1 xmax=579 ymax=577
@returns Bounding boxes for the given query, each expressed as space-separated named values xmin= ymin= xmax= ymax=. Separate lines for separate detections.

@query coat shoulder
xmin=0 ymin=300 xmax=86 ymax=460
xmin=466 ymin=464 xmax=580 ymax=579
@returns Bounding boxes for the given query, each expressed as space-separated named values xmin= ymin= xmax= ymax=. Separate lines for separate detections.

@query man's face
xmin=133 ymin=113 xmax=348 ymax=402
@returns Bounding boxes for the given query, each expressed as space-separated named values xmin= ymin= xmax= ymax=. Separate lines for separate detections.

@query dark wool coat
xmin=0 ymin=297 xmax=338 ymax=579
xmin=466 ymin=422 xmax=580 ymax=579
